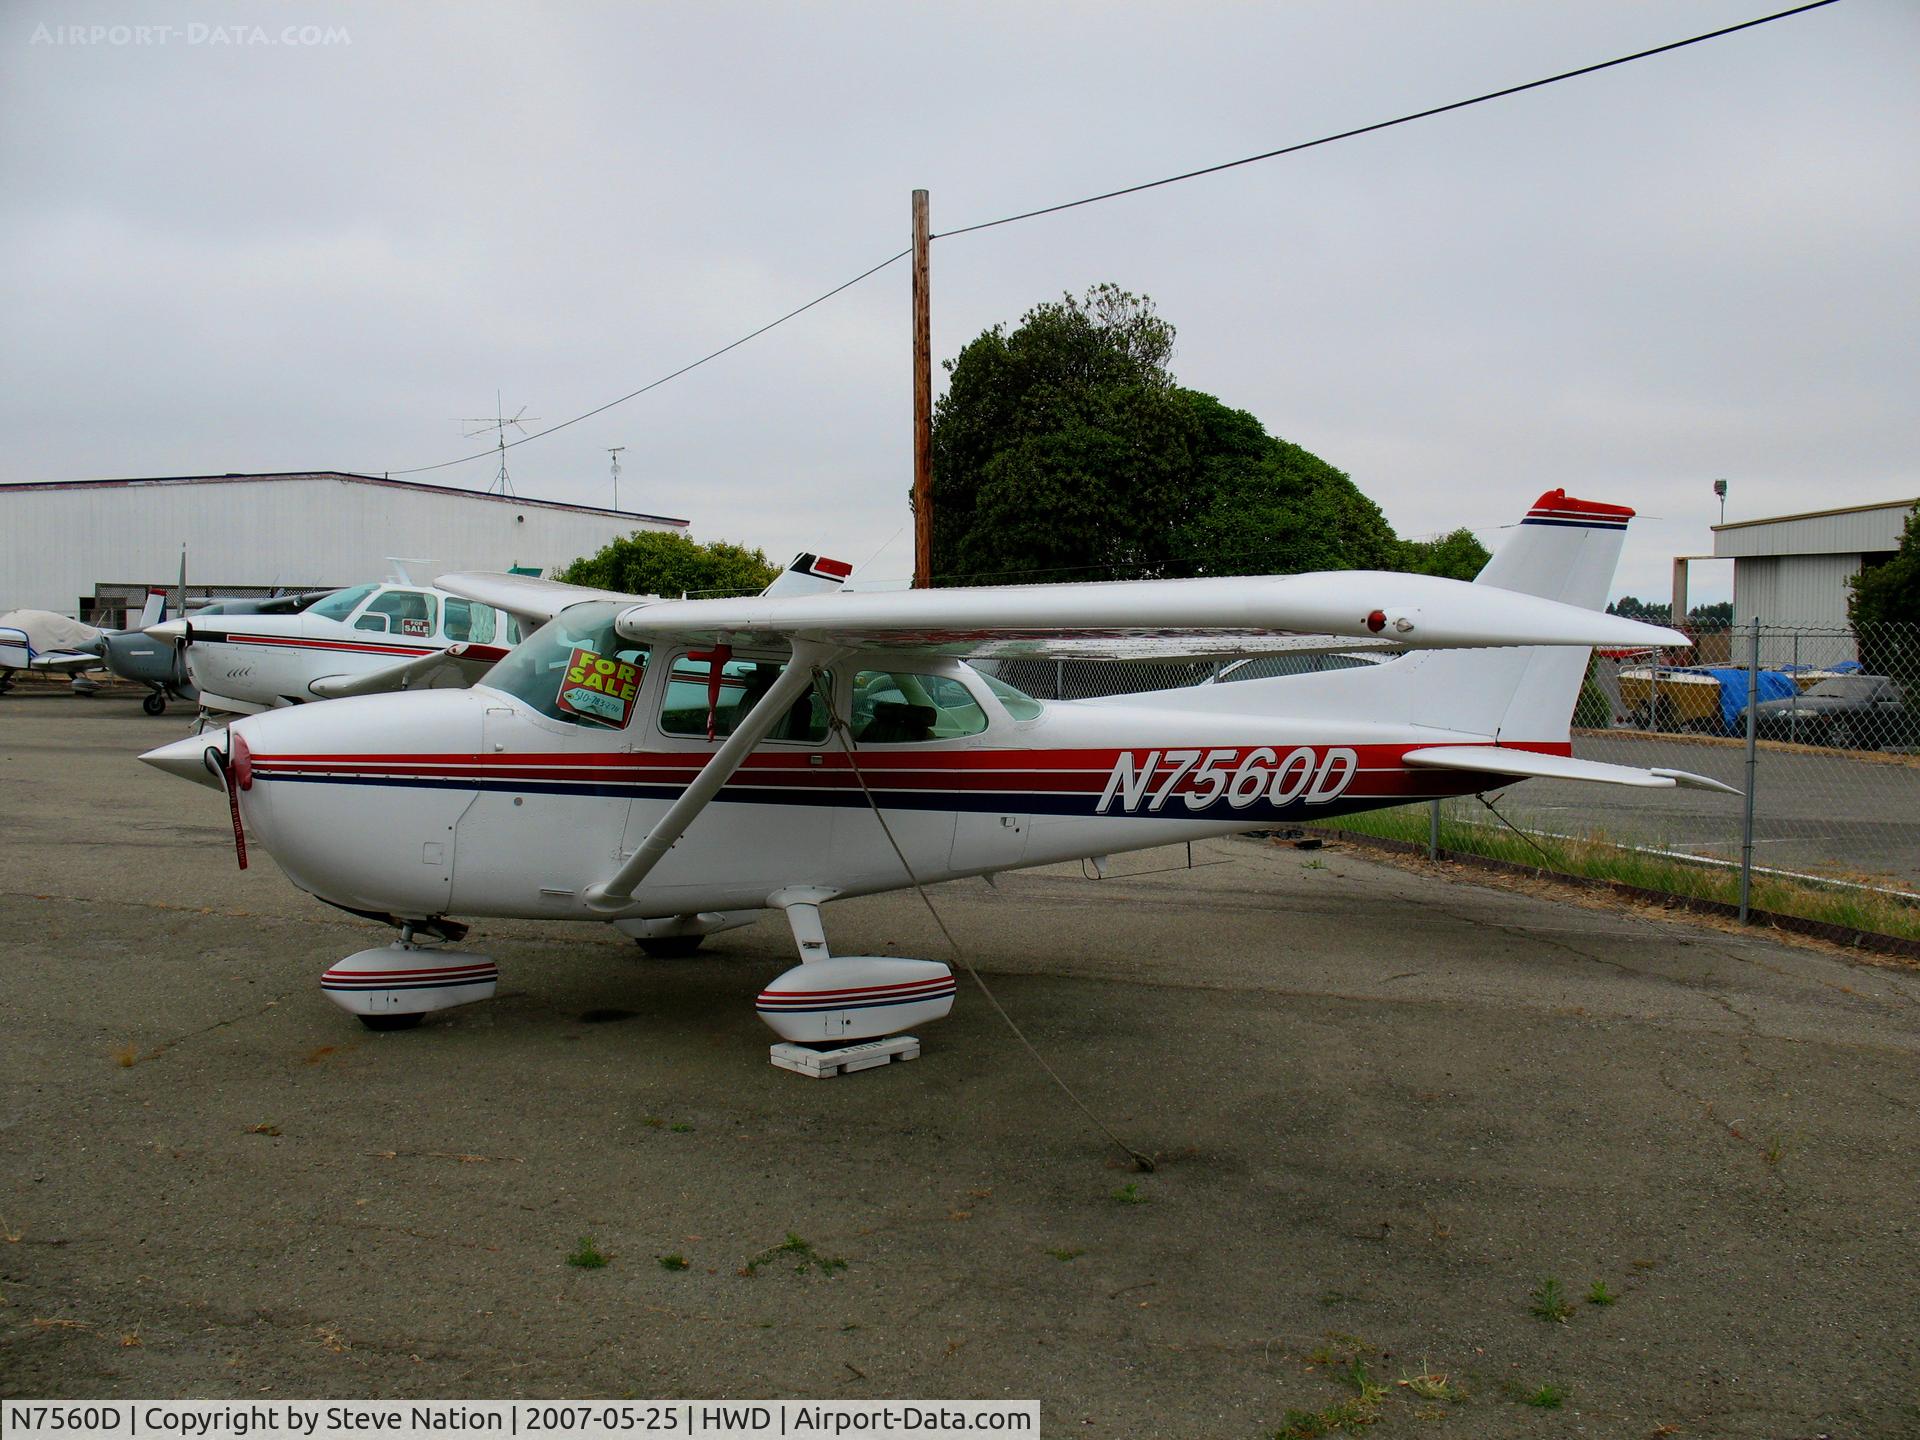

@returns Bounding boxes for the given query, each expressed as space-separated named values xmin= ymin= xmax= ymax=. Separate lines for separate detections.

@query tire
xmin=1826 ymin=718 xmax=1855 ymax=750
xmin=142 ymin=691 xmax=167 ymax=715
xmin=638 ymin=934 xmax=706 ymax=959
xmin=358 ymin=1012 xmax=425 ymax=1031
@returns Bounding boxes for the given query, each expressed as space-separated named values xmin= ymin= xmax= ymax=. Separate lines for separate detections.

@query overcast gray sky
xmin=4 ymin=0 xmax=1915 ymax=603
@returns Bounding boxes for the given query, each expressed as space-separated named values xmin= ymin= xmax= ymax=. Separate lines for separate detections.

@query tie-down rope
xmin=810 ymin=669 xmax=1155 ymax=1173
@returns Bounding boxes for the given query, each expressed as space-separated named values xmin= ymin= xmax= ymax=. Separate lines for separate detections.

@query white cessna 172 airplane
xmin=142 ymin=492 xmax=1731 ymax=1044
xmin=146 ymin=572 xmax=524 ymax=718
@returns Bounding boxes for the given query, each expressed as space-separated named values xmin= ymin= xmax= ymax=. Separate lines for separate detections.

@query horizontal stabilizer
xmin=1403 ymin=746 xmax=1741 ymax=795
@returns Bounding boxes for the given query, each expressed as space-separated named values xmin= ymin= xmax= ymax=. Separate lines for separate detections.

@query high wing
xmin=606 ymin=571 xmax=1689 ymax=653
xmin=436 ymin=573 xmax=651 ymax=631
xmin=1403 ymin=745 xmax=1740 ymax=794
xmin=307 ymin=642 xmax=514 ymax=700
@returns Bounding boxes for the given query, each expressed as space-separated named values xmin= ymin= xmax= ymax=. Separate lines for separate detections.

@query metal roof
xmin=0 ymin=470 xmax=688 ymax=528
xmin=1711 ymin=496 xmax=1917 ymax=533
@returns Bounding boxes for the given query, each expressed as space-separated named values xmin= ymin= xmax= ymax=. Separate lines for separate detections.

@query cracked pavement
xmin=3 ymin=692 xmax=1918 ymax=1435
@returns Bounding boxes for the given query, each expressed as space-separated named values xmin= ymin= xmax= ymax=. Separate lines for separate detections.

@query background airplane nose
xmin=144 ymin=619 xmax=188 ymax=642
xmin=140 ymin=729 xmax=228 ymax=790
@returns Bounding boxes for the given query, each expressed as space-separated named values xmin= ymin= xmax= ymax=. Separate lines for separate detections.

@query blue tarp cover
xmin=1686 ymin=667 xmax=1796 ymax=734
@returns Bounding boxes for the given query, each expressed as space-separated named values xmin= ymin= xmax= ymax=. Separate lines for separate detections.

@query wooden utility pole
xmin=911 ymin=188 xmax=932 ymax=589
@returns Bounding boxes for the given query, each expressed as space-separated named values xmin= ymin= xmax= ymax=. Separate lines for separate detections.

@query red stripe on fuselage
xmin=220 ymin=633 xmax=440 ymax=658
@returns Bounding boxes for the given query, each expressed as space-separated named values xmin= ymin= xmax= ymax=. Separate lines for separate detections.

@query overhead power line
xmin=383 ymin=0 xmax=1836 ymax=480
xmin=385 ymin=247 xmax=909 ymax=476
xmin=934 ymin=0 xmax=1842 ymax=239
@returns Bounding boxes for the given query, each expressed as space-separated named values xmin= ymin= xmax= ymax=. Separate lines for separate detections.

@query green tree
xmin=1687 ymin=600 xmax=1733 ymax=628
xmin=929 ymin=286 xmax=1411 ymax=584
xmin=554 ymin=531 xmax=778 ymax=597
xmin=1606 ymin=596 xmax=1672 ymax=623
xmin=1397 ymin=528 xmax=1492 ymax=581
xmin=1847 ymin=504 xmax=1920 ymax=680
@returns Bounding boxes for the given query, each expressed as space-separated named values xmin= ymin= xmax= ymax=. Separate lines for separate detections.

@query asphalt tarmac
xmin=3 ymin=691 xmax=1918 ymax=1436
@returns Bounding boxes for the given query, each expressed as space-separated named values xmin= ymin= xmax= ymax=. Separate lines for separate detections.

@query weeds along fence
xmin=985 ymin=621 xmax=1920 ymax=943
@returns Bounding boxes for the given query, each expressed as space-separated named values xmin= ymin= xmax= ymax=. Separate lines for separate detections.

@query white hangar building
xmin=1710 ymin=496 xmax=1917 ymax=630
xmin=0 ymin=470 xmax=688 ymax=622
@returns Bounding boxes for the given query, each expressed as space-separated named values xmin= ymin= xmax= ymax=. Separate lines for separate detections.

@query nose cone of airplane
xmin=141 ymin=728 xmax=229 ymax=790
xmin=145 ymin=619 xmax=188 ymax=642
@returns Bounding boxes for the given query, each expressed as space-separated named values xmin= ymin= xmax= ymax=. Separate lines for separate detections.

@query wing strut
xmin=582 ymin=639 xmax=850 ymax=913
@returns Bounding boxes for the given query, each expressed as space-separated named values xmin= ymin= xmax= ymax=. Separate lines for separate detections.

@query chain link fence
xmin=985 ymin=620 xmax=1920 ymax=933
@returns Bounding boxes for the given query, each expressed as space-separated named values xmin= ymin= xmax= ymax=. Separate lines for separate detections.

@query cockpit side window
xmin=356 ymin=589 xmax=438 ymax=638
xmin=850 ymin=670 xmax=988 ymax=743
xmin=659 ymin=654 xmax=829 ymax=743
xmin=480 ymin=601 xmax=650 ymax=729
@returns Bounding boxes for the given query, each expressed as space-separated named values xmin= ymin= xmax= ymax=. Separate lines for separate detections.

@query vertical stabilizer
xmin=761 ymin=553 xmax=853 ymax=599
xmin=1400 ymin=490 xmax=1635 ymax=742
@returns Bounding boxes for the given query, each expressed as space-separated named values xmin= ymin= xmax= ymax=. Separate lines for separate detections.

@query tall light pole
xmin=609 ymin=446 xmax=626 ymax=511
xmin=1713 ymin=477 xmax=1728 ymax=526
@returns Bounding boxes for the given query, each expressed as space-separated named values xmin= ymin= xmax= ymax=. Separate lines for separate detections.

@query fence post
xmin=1789 ymin=632 xmax=1799 ymax=744
xmin=1429 ymin=799 xmax=1440 ymax=861
xmin=1739 ymin=617 xmax=1761 ymax=922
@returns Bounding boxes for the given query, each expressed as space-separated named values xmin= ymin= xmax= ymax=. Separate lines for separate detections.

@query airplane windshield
xmin=309 ymin=584 xmax=376 ymax=621
xmin=481 ymin=601 xmax=650 ymax=729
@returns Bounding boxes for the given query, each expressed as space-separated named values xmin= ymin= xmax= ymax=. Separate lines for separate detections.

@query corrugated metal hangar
xmin=1711 ymin=496 xmax=1917 ymax=628
xmin=0 ymin=471 xmax=687 ymax=623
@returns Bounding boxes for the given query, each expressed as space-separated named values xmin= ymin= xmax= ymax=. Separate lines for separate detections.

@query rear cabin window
xmin=480 ymin=601 xmax=649 ymax=730
xmin=659 ymin=655 xmax=828 ymax=743
xmin=355 ymin=589 xmax=438 ymax=638
xmin=443 ymin=597 xmax=496 ymax=644
xmin=851 ymin=670 xmax=988 ymax=743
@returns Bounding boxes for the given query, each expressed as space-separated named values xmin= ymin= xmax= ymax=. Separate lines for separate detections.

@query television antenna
xmin=459 ymin=391 xmax=540 ymax=496
xmin=608 ymin=446 xmax=626 ymax=511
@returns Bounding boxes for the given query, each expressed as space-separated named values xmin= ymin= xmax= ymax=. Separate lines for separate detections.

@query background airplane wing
xmin=436 ymin=573 xmax=650 ymax=630
xmin=307 ymin=642 xmax=513 ymax=699
xmin=601 ymin=571 xmax=1689 ymax=654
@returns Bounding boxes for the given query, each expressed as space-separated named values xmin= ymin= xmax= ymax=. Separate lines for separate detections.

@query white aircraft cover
xmin=0 ymin=610 xmax=103 ymax=652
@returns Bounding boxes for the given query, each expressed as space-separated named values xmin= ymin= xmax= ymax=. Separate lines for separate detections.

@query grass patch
xmin=1529 ymin=1277 xmax=1574 ymax=1323
xmin=1586 ymin=1279 xmax=1618 ymax=1306
xmin=1273 ymin=1398 xmax=1379 ymax=1438
xmin=1521 ymin=1382 xmax=1567 ymax=1409
xmin=566 ymin=1235 xmax=609 ymax=1269
xmin=1337 ymin=1359 xmax=1387 ymax=1406
xmin=1047 ymin=1247 xmax=1084 ymax=1262
xmin=669 ymin=1123 xmax=694 ymax=1133
xmin=656 ymin=1253 xmax=689 ymax=1271
xmin=1397 ymin=1365 xmax=1465 ymax=1402
xmin=1110 ymin=1182 xmax=1147 ymax=1205
xmin=742 ymin=1232 xmax=846 ymax=1277
xmin=1313 ymin=805 xmax=1920 ymax=942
